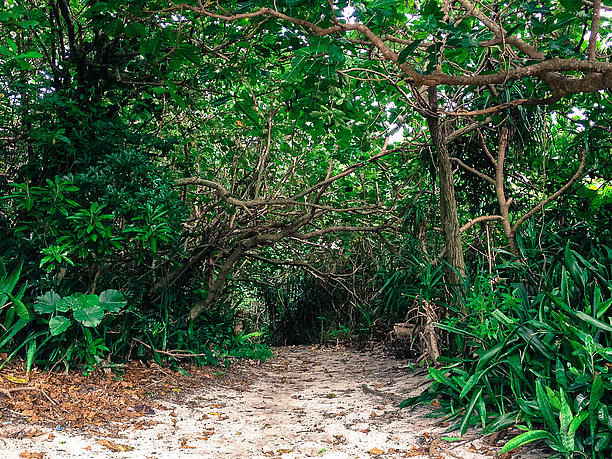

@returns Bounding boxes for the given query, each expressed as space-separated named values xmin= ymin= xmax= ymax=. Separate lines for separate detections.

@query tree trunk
xmin=426 ymin=87 xmax=466 ymax=287
xmin=189 ymin=246 xmax=247 ymax=320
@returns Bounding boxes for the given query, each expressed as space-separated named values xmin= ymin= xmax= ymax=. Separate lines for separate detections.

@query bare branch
xmin=445 ymin=94 xmax=562 ymax=117
xmin=455 ymin=0 xmax=544 ymax=59
xmin=477 ymin=129 xmax=497 ymax=166
xmin=460 ymin=215 xmax=504 ymax=233
xmin=295 ymin=224 xmax=390 ymax=240
xmin=445 ymin=115 xmax=493 ymax=144
xmin=451 ymin=157 xmax=496 ymax=185
xmin=158 ymin=4 xmax=612 ymax=92
xmin=512 ymin=149 xmax=588 ymax=232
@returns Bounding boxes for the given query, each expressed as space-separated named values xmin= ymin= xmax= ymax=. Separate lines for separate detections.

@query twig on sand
xmin=361 ymin=383 xmax=402 ymax=402
xmin=131 ymin=338 xmax=210 ymax=359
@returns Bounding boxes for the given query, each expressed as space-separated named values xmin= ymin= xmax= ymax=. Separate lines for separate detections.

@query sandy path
xmin=0 ymin=345 xmax=539 ymax=458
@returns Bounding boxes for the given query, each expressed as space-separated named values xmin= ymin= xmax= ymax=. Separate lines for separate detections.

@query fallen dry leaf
xmin=407 ymin=446 xmax=426 ymax=457
xmin=468 ymin=443 xmax=478 ymax=453
xmin=19 ymin=451 xmax=44 ymax=459
xmin=367 ymin=447 xmax=384 ymax=455
xmin=25 ymin=427 xmax=45 ymax=438
xmin=97 ymin=439 xmax=134 ymax=452
xmin=179 ymin=438 xmax=196 ymax=449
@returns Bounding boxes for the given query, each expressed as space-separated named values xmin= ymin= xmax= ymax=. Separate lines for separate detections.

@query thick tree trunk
xmin=426 ymin=87 xmax=466 ymax=286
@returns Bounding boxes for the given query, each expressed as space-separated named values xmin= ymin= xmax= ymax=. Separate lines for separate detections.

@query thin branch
xmin=156 ymin=4 xmax=612 ymax=91
xmin=512 ymin=149 xmax=587 ymax=232
xmin=295 ymin=224 xmax=389 ymax=240
xmin=131 ymin=338 xmax=211 ymax=359
xmin=0 ymin=386 xmax=57 ymax=405
xmin=460 ymin=215 xmax=503 ymax=233
xmin=477 ymin=129 xmax=497 ymax=166
xmin=455 ymin=0 xmax=544 ymax=59
xmin=445 ymin=94 xmax=562 ymax=117
xmin=445 ymin=116 xmax=493 ymax=144
xmin=451 ymin=157 xmax=496 ymax=185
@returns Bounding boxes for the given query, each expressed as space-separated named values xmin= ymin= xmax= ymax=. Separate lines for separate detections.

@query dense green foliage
xmin=1 ymin=0 xmax=611 ymax=456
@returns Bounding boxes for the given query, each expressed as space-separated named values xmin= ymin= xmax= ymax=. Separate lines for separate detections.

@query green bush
xmin=403 ymin=242 xmax=612 ymax=458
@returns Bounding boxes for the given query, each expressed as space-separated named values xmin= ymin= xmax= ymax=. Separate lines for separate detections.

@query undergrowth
xmin=401 ymin=238 xmax=612 ymax=458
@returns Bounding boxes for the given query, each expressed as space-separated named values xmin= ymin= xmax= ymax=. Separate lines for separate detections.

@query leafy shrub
xmin=0 ymin=272 xmax=129 ymax=373
xmin=403 ymin=242 xmax=612 ymax=458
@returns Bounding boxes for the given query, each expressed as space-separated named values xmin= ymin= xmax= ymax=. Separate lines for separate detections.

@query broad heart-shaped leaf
xmin=73 ymin=304 xmax=104 ymax=327
xmin=73 ymin=293 xmax=100 ymax=309
xmin=34 ymin=291 xmax=61 ymax=314
xmin=56 ymin=295 xmax=81 ymax=312
xmin=49 ymin=316 xmax=71 ymax=336
xmin=99 ymin=289 xmax=127 ymax=312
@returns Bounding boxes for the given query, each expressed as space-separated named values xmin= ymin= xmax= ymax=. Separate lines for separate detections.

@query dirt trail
xmin=1 ymin=345 xmax=539 ymax=458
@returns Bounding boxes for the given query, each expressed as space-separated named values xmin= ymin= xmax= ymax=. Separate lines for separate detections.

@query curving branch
xmin=451 ymin=157 xmax=496 ymax=185
xmin=295 ymin=224 xmax=390 ymax=240
xmin=460 ymin=215 xmax=503 ymax=233
xmin=445 ymin=115 xmax=493 ymax=144
xmin=455 ymin=0 xmax=544 ymax=59
xmin=445 ymin=94 xmax=562 ymax=117
xmin=512 ymin=149 xmax=588 ymax=232
xmin=158 ymin=4 xmax=612 ymax=93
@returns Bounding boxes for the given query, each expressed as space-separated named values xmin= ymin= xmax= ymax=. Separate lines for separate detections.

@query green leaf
xmin=482 ymin=411 xmax=520 ymax=435
xmin=74 ymin=293 xmax=100 ymax=309
xmin=125 ymin=22 xmax=146 ymax=38
xmin=0 ymin=262 xmax=23 ymax=308
xmin=500 ymin=430 xmax=554 ymax=454
xmin=568 ymin=412 xmax=588 ymax=437
xmin=73 ymin=304 xmax=104 ymax=327
xmin=459 ymin=369 xmax=485 ymax=399
xmin=99 ymin=289 xmax=127 ymax=312
xmin=559 ymin=0 xmax=581 ymax=11
xmin=575 ymin=311 xmax=612 ymax=332
xmin=140 ymin=36 xmax=161 ymax=58
xmin=0 ymin=317 xmax=30 ymax=349
xmin=49 ymin=316 xmax=71 ymax=336
xmin=555 ymin=358 xmax=568 ymax=389
xmin=56 ymin=296 xmax=80 ymax=312
xmin=25 ymin=340 xmax=36 ymax=375
xmin=34 ymin=291 xmax=61 ymax=314
xmin=15 ymin=50 xmax=43 ymax=59
xmin=559 ymin=388 xmax=574 ymax=451
xmin=536 ymin=379 xmax=559 ymax=436
xmin=398 ymin=39 xmax=423 ymax=64
xmin=590 ymin=374 xmax=604 ymax=453
xmin=460 ymin=387 xmax=482 ymax=436
xmin=6 ymin=293 xmax=29 ymax=320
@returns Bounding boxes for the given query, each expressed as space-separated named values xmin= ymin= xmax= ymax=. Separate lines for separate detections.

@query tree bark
xmin=494 ymin=127 xmax=520 ymax=256
xmin=426 ymin=87 xmax=466 ymax=287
